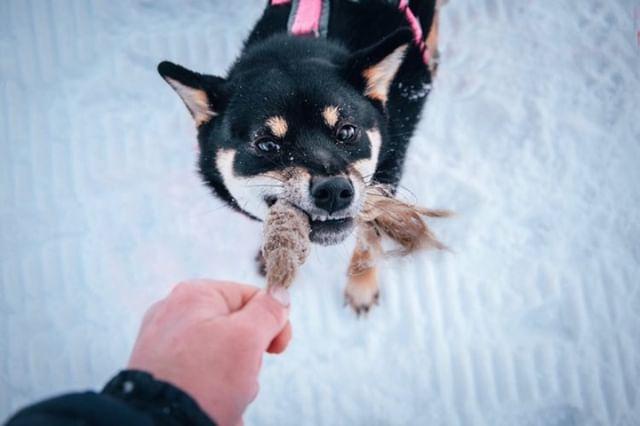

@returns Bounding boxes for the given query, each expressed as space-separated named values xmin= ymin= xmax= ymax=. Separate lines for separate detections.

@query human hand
xmin=128 ymin=279 xmax=291 ymax=426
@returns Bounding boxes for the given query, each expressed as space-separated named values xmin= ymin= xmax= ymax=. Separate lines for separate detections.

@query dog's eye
xmin=336 ymin=124 xmax=358 ymax=143
xmin=255 ymin=138 xmax=281 ymax=153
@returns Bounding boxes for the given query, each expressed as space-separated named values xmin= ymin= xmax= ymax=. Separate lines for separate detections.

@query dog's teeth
xmin=310 ymin=214 xmax=338 ymax=222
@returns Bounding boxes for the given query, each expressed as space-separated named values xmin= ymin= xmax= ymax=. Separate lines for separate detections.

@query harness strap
xmin=271 ymin=0 xmax=330 ymax=37
xmin=270 ymin=0 xmax=430 ymax=64
xmin=398 ymin=0 xmax=430 ymax=65
xmin=290 ymin=0 xmax=330 ymax=37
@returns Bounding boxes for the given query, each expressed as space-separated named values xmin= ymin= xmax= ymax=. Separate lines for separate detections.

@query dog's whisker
xmin=243 ymin=184 xmax=284 ymax=189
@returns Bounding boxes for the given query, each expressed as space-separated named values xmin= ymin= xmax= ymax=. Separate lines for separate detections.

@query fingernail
xmin=268 ymin=286 xmax=290 ymax=307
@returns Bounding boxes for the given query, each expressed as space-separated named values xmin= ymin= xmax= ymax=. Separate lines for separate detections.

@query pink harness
xmin=270 ymin=0 xmax=430 ymax=65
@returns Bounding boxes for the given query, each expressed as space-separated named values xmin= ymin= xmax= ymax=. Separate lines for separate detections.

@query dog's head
xmin=158 ymin=30 xmax=410 ymax=245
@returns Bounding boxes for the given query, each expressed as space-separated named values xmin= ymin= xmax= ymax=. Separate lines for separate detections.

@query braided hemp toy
xmin=262 ymin=200 xmax=311 ymax=290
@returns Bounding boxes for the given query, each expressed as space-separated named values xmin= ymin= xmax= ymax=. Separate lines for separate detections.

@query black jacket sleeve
xmin=4 ymin=370 xmax=216 ymax=426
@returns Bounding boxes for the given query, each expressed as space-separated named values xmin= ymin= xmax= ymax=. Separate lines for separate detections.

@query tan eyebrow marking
xmin=322 ymin=106 xmax=340 ymax=128
xmin=265 ymin=116 xmax=288 ymax=138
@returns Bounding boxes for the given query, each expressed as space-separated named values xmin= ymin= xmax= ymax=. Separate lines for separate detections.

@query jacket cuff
xmin=102 ymin=369 xmax=216 ymax=426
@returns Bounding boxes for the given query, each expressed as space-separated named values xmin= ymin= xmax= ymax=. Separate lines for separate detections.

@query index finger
xmin=167 ymin=279 xmax=261 ymax=315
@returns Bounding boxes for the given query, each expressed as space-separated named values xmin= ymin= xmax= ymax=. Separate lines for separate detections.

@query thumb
xmin=233 ymin=287 xmax=290 ymax=347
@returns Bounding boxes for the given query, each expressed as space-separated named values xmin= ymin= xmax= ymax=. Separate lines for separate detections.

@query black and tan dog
xmin=158 ymin=0 xmax=440 ymax=313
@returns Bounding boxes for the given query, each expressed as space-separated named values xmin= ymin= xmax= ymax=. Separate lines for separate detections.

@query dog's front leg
xmin=345 ymin=226 xmax=382 ymax=316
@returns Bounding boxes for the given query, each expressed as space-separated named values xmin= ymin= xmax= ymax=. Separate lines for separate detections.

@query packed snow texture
xmin=1 ymin=0 xmax=639 ymax=424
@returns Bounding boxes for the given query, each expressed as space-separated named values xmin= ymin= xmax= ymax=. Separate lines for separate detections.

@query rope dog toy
xmin=262 ymin=187 xmax=450 ymax=289
xmin=262 ymin=200 xmax=311 ymax=290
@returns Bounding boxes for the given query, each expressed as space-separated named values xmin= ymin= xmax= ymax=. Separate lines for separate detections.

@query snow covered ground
xmin=1 ymin=0 xmax=639 ymax=424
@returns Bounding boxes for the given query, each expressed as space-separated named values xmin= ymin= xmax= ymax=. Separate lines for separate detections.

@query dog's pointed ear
xmin=345 ymin=29 xmax=412 ymax=105
xmin=157 ymin=61 xmax=226 ymax=126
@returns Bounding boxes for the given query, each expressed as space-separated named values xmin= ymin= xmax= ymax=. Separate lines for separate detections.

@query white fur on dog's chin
xmin=310 ymin=223 xmax=355 ymax=245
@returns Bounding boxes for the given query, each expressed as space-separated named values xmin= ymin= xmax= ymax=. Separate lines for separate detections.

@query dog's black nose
xmin=310 ymin=176 xmax=354 ymax=214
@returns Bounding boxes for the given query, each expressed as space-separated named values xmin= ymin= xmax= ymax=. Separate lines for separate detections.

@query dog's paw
xmin=344 ymin=272 xmax=380 ymax=316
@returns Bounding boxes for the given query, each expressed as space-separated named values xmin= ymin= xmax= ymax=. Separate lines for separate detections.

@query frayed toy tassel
xmin=358 ymin=185 xmax=451 ymax=256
